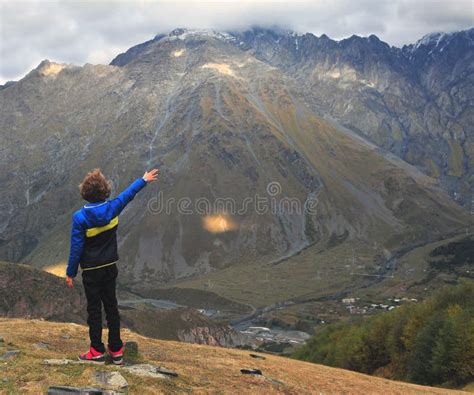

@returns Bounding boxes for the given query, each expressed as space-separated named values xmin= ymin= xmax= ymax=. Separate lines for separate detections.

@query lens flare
xmin=43 ymin=262 xmax=67 ymax=278
xmin=202 ymin=214 xmax=238 ymax=233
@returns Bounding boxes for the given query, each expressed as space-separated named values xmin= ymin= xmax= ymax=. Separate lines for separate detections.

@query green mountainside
xmin=293 ymin=281 xmax=474 ymax=390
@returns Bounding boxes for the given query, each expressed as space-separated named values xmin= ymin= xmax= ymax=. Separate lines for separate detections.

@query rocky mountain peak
xmin=403 ymin=27 xmax=474 ymax=58
xmin=338 ymin=33 xmax=391 ymax=54
xmin=109 ymin=27 xmax=405 ymax=70
xmin=35 ymin=59 xmax=69 ymax=76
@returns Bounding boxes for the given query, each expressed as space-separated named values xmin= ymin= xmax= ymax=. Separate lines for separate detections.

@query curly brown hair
xmin=79 ymin=169 xmax=111 ymax=203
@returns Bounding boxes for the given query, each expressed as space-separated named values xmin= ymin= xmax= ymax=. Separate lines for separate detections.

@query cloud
xmin=0 ymin=0 xmax=472 ymax=83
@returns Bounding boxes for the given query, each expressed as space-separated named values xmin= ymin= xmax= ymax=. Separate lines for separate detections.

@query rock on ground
xmin=121 ymin=364 xmax=171 ymax=379
xmin=47 ymin=386 xmax=124 ymax=394
xmin=124 ymin=341 xmax=138 ymax=356
xmin=43 ymin=359 xmax=177 ymax=381
xmin=0 ymin=350 xmax=20 ymax=360
xmin=44 ymin=359 xmax=82 ymax=365
xmin=93 ymin=371 xmax=128 ymax=390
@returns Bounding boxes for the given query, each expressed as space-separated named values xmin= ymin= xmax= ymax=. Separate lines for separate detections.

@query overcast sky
xmin=0 ymin=0 xmax=473 ymax=84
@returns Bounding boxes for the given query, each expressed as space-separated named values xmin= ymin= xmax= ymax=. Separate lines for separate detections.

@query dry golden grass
xmin=0 ymin=318 xmax=467 ymax=394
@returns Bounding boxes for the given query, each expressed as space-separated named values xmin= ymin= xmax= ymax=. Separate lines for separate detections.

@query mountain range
xmin=0 ymin=27 xmax=472 ymax=308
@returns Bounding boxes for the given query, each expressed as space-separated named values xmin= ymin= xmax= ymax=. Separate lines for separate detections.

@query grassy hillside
xmin=292 ymin=281 xmax=474 ymax=390
xmin=0 ymin=318 xmax=468 ymax=394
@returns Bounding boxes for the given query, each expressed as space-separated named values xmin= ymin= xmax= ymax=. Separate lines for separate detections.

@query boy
xmin=66 ymin=168 xmax=159 ymax=364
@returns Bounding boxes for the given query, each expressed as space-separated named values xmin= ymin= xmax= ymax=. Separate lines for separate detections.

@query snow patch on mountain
xmin=164 ymin=28 xmax=238 ymax=43
xmin=410 ymin=28 xmax=474 ymax=53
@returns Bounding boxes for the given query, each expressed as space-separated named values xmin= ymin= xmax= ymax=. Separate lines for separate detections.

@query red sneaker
xmin=78 ymin=346 xmax=106 ymax=364
xmin=108 ymin=345 xmax=124 ymax=365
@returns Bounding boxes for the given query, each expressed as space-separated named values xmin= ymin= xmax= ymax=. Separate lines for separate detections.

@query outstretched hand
xmin=143 ymin=168 xmax=159 ymax=183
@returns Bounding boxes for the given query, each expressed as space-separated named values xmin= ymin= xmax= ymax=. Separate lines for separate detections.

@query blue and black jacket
xmin=66 ymin=177 xmax=147 ymax=278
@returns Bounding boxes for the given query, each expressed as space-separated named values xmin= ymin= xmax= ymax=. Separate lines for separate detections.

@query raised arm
xmin=109 ymin=169 xmax=159 ymax=217
xmin=66 ymin=214 xmax=85 ymax=279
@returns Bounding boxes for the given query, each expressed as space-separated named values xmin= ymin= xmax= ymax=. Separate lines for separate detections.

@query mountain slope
xmin=0 ymin=261 xmax=87 ymax=323
xmin=0 ymin=318 xmax=467 ymax=393
xmin=0 ymin=29 xmax=471 ymax=294
xmin=293 ymin=281 xmax=474 ymax=389
xmin=231 ymin=27 xmax=474 ymax=207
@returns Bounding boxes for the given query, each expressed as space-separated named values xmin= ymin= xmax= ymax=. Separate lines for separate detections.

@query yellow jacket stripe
xmin=86 ymin=216 xmax=119 ymax=238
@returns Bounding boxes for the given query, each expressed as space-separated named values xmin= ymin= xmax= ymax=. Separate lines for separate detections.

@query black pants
xmin=82 ymin=264 xmax=122 ymax=353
